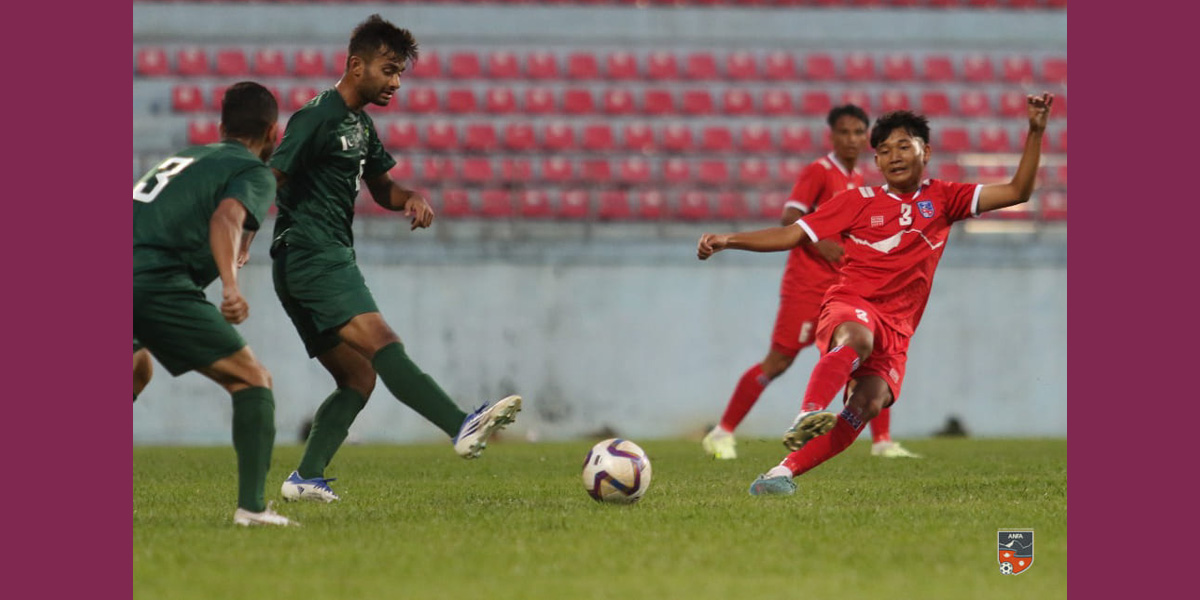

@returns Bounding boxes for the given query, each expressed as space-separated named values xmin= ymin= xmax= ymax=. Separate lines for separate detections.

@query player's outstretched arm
xmin=976 ymin=93 xmax=1054 ymax=214
xmin=210 ymin=198 xmax=250 ymax=324
xmin=697 ymin=224 xmax=808 ymax=260
xmin=365 ymin=172 xmax=434 ymax=230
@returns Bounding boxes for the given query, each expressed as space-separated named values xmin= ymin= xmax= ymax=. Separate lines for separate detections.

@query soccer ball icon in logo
xmin=1000 ymin=562 xmax=1014 ymax=575
xmin=581 ymin=438 xmax=652 ymax=504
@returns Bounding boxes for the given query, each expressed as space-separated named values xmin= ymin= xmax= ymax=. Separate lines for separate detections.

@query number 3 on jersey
xmin=899 ymin=203 xmax=913 ymax=226
xmin=133 ymin=157 xmax=195 ymax=203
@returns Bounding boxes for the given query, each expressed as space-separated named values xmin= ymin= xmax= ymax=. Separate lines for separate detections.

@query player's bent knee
xmin=762 ymin=353 xmax=795 ymax=378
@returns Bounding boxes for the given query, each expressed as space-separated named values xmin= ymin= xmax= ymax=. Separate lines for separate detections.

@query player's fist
xmin=1027 ymin=92 xmax=1053 ymax=132
xmin=221 ymin=286 xmax=249 ymax=324
xmin=402 ymin=193 xmax=435 ymax=230
xmin=697 ymin=233 xmax=728 ymax=260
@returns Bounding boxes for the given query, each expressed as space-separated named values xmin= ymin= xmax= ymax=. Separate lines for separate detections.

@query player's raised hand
xmin=403 ymin=193 xmax=435 ymax=230
xmin=697 ymin=233 xmax=728 ymax=260
xmin=221 ymin=285 xmax=249 ymax=324
xmin=1027 ymin=92 xmax=1053 ymax=133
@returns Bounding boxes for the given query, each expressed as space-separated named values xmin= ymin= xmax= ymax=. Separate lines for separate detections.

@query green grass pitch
xmin=134 ymin=438 xmax=1066 ymax=600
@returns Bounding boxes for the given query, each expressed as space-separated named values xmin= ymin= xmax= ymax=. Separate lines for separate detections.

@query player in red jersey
xmin=697 ymin=93 xmax=1053 ymax=495
xmin=702 ymin=105 xmax=919 ymax=460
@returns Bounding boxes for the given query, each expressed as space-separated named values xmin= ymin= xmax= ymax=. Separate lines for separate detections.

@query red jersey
xmin=795 ymin=179 xmax=982 ymax=338
xmin=781 ymin=153 xmax=864 ymax=294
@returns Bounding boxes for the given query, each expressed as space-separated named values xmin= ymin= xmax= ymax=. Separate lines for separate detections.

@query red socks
xmin=782 ymin=406 xmax=867 ymax=476
xmin=800 ymin=345 xmax=859 ymax=413
xmin=719 ymin=363 xmax=771 ymax=431
xmin=871 ymin=406 xmax=891 ymax=443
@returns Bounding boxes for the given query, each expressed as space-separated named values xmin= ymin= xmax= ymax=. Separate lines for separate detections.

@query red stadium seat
xmin=934 ymin=162 xmax=965 ymax=183
xmin=1041 ymin=191 xmax=1068 ymax=221
xmin=716 ymin=192 xmax=749 ymax=220
xmin=999 ymin=91 xmax=1027 ymax=117
xmin=804 ymin=53 xmax=837 ymax=80
xmin=976 ymin=165 xmax=1009 ymax=183
xmin=962 ymin=54 xmax=995 ymax=82
xmin=440 ymin=189 xmax=473 ymax=218
xmin=882 ymin=53 xmax=915 ymax=81
xmin=646 ymin=51 xmax=680 ymax=79
xmin=1053 ymin=94 xmax=1066 ymax=118
xmin=622 ymin=123 xmax=655 ymax=152
xmin=524 ymin=87 xmax=556 ymax=114
xmin=518 ymin=189 xmax=552 ymax=219
xmin=448 ymin=52 xmax=482 ymax=79
xmin=331 ymin=51 xmax=348 ymax=77
xmin=958 ymin=90 xmax=992 ymax=117
xmin=605 ymin=51 xmax=639 ymax=80
xmin=778 ymin=159 xmax=806 ymax=184
xmin=662 ymin=158 xmax=691 ymax=184
xmin=253 ymin=48 xmax=287 ymax=77
xmin=405 ymin=88 xmax=439 ymax=114
xmin=486 ymin=51 xmax=520 ymax=78
xmin=635 ymin=190 xmax=667 ymax=220
xmin=582 ymin=123 xmax=616 ymax=151
xmin=761 ymin=89 xmax=793 ymax=115
xmin=757 ymin=191 xmax=788 ymax=220
xmin=643 ymin=88 xmax=675 ymax=115
xmin=1042 ymin=57 xmax=1067 ymax=84
xmin=541 ymin=157 xmax=575 ymax=183
xmin=176 ymin=47 xmax=210 ymax=76
xmin=701 ymin=126 xmax=734 ymax=152
xmin=567 ymin=52 xmax=600 ymax=80
xmin=978 ymin=126 xmax=1011 ymax=152
xmin=843 ymin=53 xmax=876 ymax=81
xmin=500 ymin=158 xmax=533 ymax=183
xmin=879 ymin=89 xmax=911 ymax=113
xmin=410 ymin=51 xmax=439 ymax=79
xmin=698 ymin=160 xmax=730 ymax=185
xmin=424 ymin=121 xmax=459 ymax=151
xmin=937 ymin=127 xmax=970 ymax=152
xmin=422 ymin=157 xmax=457 ymax=182
xmin=618 ymin=157 xmax=652 ymax=184
xmin=446 ymin=87 xmax=477 ymax=113
xmin=542 ymin=122 xmax=575 ymax=151
xmin=286 ymin=86 xmax=319 ymax=112
xmin=597 ymin=190 xmax=632 ymax=221
xmin=602 ymin=89 xmax=636 ymax=115
xmin=502 ymin=122 xmax=537 ymax=151
xmin=484 ymin=87 xmax=517 ymax=114
xmin=581 ymin=159 xmax=613 ymax=183
xmin=1057 ymin=129 xmax=1067 ymax=152
xmin=676 ymin=191 xmax=712 ymax=220
xmin=385 ymin=122 xmax=418 ymax=151
xmin=461 ymin=157 xmax=493 ymax=183
xmin=681 ymin=89 xmax=714 ymax=115
xmin=801 ymin=91 xmax=832 ymax=116
xmin=563 ymin=88 xmax=595 ymax=114
xmin=780 ymin=125 xmax=814 ymax=153
xmin=293 ymin=49 xmax=326 ymax=78
xmin=684 ymin=52 xmax=719 ymax=80
xmin=726 ymin=51 xmax=758 ymax=80
xmin=171 ymin=85 xmax=205 ymax=112
xmin=463 ymin=122 xmax=498 ymax=152
xmin=480 ymin=190 xmax=513 ymax=219
xmin=738 ymin=124 xmax=773 ymax=153
xmin=920 ymin=91 xmax=952 ymax=117
xmin=136 ymin=47 xmax=171 ymax=77
xmin=1002 ymin=55 xmax=1034 ymax=84
xmin=187 ymin=120 xmax=220 ymax=145
xmin=841 ymin=90 xmax=871 ymax=114
xmin=763 ymin=51 xmax=798 ymax=80
xmin=721 ymin=89 xmax=754 ymax=115
xmin=388 ymin=159 xmax=414 ymax=184
xmin=557 ymin=189 xmax=590 ymax=219
xmin=215 ymin=47 xmax=249 ymax=77
xmin=922 ymin=54 xmax=955 ymax=82
xmin=661 ymin=124 xmax=694 ymax=152
xmin=526 ymin=51 xmax=559 ymax=79
xmin=738 ymin=158 xmax=771 ymax=186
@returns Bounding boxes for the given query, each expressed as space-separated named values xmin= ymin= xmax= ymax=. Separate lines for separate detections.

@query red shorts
xmin=770 ymin=289 xmax=824 ymax=357
xmin=815 ymin=294 xmax=910 ymax=404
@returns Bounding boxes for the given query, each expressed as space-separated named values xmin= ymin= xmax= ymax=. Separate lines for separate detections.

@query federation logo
xmin=997 ymin=530 xmax=1034 ymax=575
xmin=870 ymin=215 xmax=885 ymax=227
xmin=917 ymin=200 xmax=935 ymax=218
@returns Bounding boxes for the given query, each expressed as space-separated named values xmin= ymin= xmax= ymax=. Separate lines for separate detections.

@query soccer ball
xmin=1000 ymin=562 xmax=1014 ymax=575
xmin=581 ymin=438 xmax=652 ymax=504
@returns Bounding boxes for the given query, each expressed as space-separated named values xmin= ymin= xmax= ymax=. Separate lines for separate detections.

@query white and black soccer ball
xmin=581 ymin=438 xmax=652 ymax=504
xmin=1000 ymin=562 xmax=1014 ymax=575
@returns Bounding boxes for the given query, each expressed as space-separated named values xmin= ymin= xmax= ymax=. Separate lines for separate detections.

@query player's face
xmin=830 ymin=115 xmax=868 ymax=164
xmin=359 ymin=50 xmax=407 ymax=107
xmin=874 ymin=128 xmax=929 ymax=192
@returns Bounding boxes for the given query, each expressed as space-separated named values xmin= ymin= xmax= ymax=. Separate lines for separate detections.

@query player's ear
xmin=265 ymin=122 xmax=279 ymax=146
xmin=218 ymin=123 xmax=227 ymax=140
xmin=348 ymin=54 xmax=364 ymax=77
xmin=922 ymin=141 xmax=932 ymax=165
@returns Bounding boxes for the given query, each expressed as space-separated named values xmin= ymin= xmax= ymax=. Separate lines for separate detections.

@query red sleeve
xmin=796 ymin=188 xmax=862 ymax=242
xmin=784 ymin=163 xmax=826 ymax=215
xmin=939 ymin=179 xmax=983 ymax=222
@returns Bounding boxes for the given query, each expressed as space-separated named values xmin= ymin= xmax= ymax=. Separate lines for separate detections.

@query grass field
xmin=133 ymin=438 xmax=1066 ymax=600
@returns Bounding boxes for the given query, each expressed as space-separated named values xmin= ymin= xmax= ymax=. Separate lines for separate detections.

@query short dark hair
xmin=221 ymin=81 xmax=278 ymax=139
xmin=827 ymin=104 xmax=869 ymax=129
xmin=869 ymin=110 xmax=931 ymax=149
xmin=348 ymin=14 xmax=419 ymax=66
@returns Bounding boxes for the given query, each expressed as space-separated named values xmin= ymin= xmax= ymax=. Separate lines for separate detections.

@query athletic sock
xmin=372 ymin=342 xmax=467 ymax=437
xmin=718 ymin=363 xmax=772 ymax=431
xmin=231 ymin=387 xmax=276 ymax=513
xmin=800 ymin=345 xmax=860 ymax=413
xmin=297 ymin=388 xmax=367 ymax=479
xmin=871 ymin=406 xmax=892 ymax=443
xmin=781 ymin=406 xmax=867 ymax=477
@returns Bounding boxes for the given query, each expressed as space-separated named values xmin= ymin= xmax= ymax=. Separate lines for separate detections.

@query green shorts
xmin=272 ymin=243 xmax=379 ymax=358
xmin=132 ymin=285 xmax=247 ymax=376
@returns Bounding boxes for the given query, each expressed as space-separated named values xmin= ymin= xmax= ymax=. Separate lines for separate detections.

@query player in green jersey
xmin=133 ymin=81 xmax=296 ymax=527
xmin=271 ymin=14 xmax=521 ymax=503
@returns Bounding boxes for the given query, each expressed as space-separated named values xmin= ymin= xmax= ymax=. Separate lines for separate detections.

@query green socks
xmin=297 ymin=388 xmax=367 ymax=479
xmin=231 ymin=387 xmax=276 ymax=513
xmin=373 ymin=342 xmax=467 ymax=437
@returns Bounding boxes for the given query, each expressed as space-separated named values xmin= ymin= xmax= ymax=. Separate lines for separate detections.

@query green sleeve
xmin=361 ymin=117 xmax=396 ymax=180
xmin=221 ymin=165 xmax=277 ymax=230
xmin=269 ymin=106 xmax=330 ymax=176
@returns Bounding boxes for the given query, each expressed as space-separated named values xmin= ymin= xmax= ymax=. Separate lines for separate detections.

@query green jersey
xmin=133 ymin=141 xmax=275 ymax=289
xmin=269 ymin=88 xmax=396 ymax=250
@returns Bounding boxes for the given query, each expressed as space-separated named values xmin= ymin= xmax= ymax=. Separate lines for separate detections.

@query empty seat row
xmin=138 ymin=46 xmax=1067 ymax=85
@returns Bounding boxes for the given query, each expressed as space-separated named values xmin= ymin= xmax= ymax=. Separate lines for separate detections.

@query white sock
xmin=766 ymin=465 xmax=792 ymax=479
